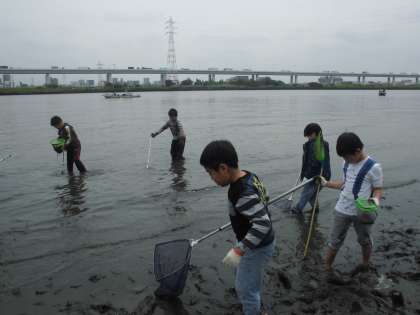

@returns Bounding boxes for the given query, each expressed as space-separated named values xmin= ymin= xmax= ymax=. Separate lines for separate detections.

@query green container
xmin=355 ymin=197 xmax=378 ymax=224
xmin=50 ymin=138 xmax=65 ymax=153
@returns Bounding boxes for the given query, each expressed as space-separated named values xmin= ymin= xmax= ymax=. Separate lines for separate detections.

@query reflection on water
xmin=170 ymin=159 xmax=187 ymax=192
xmin=167 ymin=159 xmax=189 ymax=215
xmin=55 ymin=175 xmax=88 ymax=216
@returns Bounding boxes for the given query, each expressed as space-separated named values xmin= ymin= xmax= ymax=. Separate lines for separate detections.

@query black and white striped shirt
xmin=228 ymin=171 xmax=274 ymax=250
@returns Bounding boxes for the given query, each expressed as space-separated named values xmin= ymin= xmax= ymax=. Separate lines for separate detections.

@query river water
xmin=0 ymin=90 xmax=419 ymax=314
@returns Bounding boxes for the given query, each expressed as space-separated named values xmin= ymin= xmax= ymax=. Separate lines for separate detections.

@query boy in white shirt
xmin=319 ymin=132 xmax=383 ymax=283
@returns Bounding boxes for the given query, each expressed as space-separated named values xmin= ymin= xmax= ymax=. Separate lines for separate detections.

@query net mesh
xmin=154 ymin=239 xmax=192 ymax=297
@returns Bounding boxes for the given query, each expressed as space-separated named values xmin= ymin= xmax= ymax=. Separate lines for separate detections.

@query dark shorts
xmin=66 ymin=144 xmax=86 ymax=173
xmin=170 ymin=137 xmax=186 ymax=160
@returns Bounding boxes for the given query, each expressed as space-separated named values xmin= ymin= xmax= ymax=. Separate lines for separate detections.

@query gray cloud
xmin=0 ymin=0 xmax=419 ymax=75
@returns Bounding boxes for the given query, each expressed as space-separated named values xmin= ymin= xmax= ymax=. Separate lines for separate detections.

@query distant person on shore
xmin=151 ymin=108 xmax=186 ymax=161
xmin=291 ymin=123 xmax=331 ymax=214
xmin=318 ymin=132 xmax=383 ymax=283
xmin=200 ymin=140 xmax=274 ymax=315
xmin=50 ymin=116 xmax=87 ymax=175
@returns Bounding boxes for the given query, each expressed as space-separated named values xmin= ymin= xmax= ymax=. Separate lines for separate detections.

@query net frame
xmin=154 ymin=239 xmax=192 ymax=281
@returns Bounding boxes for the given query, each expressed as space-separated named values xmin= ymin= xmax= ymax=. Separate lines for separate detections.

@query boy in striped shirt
xmin=151 ymin=108 xmax=186 ymax=161
xmin=200 ymin=140 xmax=274 ymax=315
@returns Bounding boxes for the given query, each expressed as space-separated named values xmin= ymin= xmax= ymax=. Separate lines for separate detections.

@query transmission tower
xmin=165 ymin=17 xmax=178 ymax=83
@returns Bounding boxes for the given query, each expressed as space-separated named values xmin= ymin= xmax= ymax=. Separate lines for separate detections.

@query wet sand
xmin=1 ymin=177 xmax=419 ymax=314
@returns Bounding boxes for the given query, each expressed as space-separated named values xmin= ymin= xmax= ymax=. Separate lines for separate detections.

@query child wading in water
xmin=200 ymin=140 xmax=274 ymax=315
xmin=50 ymin=116 xmax=87 ymax=175
xmin=151 ymin=108 xmax=186 ymax=161
xmin=292 ymin=123 xmax=331 ymax=214
xmin=319 ymin=132 xmax=383 ymax=283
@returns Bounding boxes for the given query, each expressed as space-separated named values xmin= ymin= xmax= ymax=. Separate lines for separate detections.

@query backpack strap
xmin=341 ymin=162 xmax=349 ymax=190
xmin=352 ymin=158 xmax=376 ymax=199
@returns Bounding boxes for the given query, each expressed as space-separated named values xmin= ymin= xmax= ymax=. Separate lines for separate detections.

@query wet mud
xmin=1 ymin=91 xmax=420 ymax=314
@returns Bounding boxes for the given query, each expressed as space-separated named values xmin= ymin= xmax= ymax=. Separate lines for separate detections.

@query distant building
xmin=86 ymin=80 xmax=95 ymax=87
xmin=398 ymin=79 xmax=413 ymax=86
xmin=318 ymin=76 xmax=343 ymax=85
xmin=257 ymin=76 xmax=271 ymax=81
xmin=50 ymin=78 xmax=59 ymax=86
xmin=46 ymin=76 xmax=59 ymax=86
xmin=126 ymin=80 xmax=140 ymax=87
xmin=78 ymin=80 xmax=86 ymax=87
xmin=143 ymin=77 xmax=151 ymax=85
xmin=227 ymin=75 xmax=249 ymax=83
xmin=2 ymin=74 xmax=11 ymax=87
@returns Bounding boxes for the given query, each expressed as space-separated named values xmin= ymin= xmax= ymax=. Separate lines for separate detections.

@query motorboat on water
xmin=378 ymin=89 xmax=386 ymax=96
xmin=104 ymin=92 xmax=141 ymax=99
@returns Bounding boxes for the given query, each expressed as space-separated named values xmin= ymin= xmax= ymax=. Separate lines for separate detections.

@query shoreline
xmin=1 ymin=85 xmax=420 ymax=96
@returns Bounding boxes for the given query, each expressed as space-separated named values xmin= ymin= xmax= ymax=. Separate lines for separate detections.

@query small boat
xmin=104 ymin=92 xmax=141 ymax=99
xmin=378 ymin=89 xmax=386 ymax=96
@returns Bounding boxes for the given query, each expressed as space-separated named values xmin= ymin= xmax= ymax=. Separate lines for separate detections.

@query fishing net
xmin=154 ymin=239 xmax=192 ymax=298
xmin=314 ymin=132 xmax=325 ymax=162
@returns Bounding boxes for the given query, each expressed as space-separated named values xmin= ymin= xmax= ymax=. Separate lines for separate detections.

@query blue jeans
xmin=295 ymin=181 xmax=318 ymax=212
xmin=235 ymin=241 xmax=275 ymax=315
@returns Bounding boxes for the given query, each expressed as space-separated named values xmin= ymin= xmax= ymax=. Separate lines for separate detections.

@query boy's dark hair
xmin=304 ymin=123 xmax=322 ymax=137
xmin=200 ymin=140 xmax=238 ymax=170
xmin=50 ymin=115 xmax=63 ymax=126
xmin=168 ymin=108 xmax=178 ymax=117
xmin=336 ymin=132 xmax=364 ymax=157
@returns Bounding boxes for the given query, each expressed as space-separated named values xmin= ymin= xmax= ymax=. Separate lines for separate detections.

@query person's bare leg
xmin=361 ymin=243 xmax=372 ymax=266
xmin=325 ymin=247 xmax=337 ymax=271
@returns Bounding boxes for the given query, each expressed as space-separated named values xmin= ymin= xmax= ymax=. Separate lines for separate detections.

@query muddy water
xmin=0 ymin=90 xmax=419 ymax=314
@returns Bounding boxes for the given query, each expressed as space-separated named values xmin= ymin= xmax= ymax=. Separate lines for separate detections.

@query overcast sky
xmin=1 ymin=0 xmax=419 ymax=73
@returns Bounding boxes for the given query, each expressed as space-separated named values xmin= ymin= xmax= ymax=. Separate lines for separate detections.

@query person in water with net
xmin=200 ymin=140 xmax=274 ymax=315
xmin=291 ymin=123 xmax=331 ymax=214
xmin=151 ymin=108 xmax=186 ymax=161
xmin=318 ymin=132 xmax=383 ymax=283
xmin=50 ymin=116 xmax=87 ymax=175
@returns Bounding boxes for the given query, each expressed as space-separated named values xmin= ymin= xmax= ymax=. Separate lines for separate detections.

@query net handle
xmin=190 ymin=177 xmax=314 ymax=247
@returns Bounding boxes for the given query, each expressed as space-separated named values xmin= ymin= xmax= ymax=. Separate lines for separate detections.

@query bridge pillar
xmin=357 ymin=76 xmax=361 ymax=84
xmin=208 ymin=73 xmax=215 ymax=82
xmin=416 ymin=77 xmax=419 ymax=84
xmin=392 ymin=76 xmax=395 ymax=85
xmin=387 ymin=77 xmax=391 ymax=85
xmin=294 ymin=75 xmax=298 ymax=84
xmin=290 ymin=75 xmax=294 ymax=84
xmin=106 ymin=72 xmax=112 ymax=84
xmin=362 ymin=76 xmax=366 ymax=84
xmin=251 ymin=74 xmax=255 ymax=81
xmin=255 ymin=74 xmax=259 ymax=80
xmin=45 ymin=73 xmax=50 ymax=86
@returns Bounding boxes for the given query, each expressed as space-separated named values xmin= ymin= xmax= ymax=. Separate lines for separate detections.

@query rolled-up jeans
xmin=235 ymin=241 xmax=274 ymax=315
xmin=295 ymin=181 xmax=318 ymax=211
